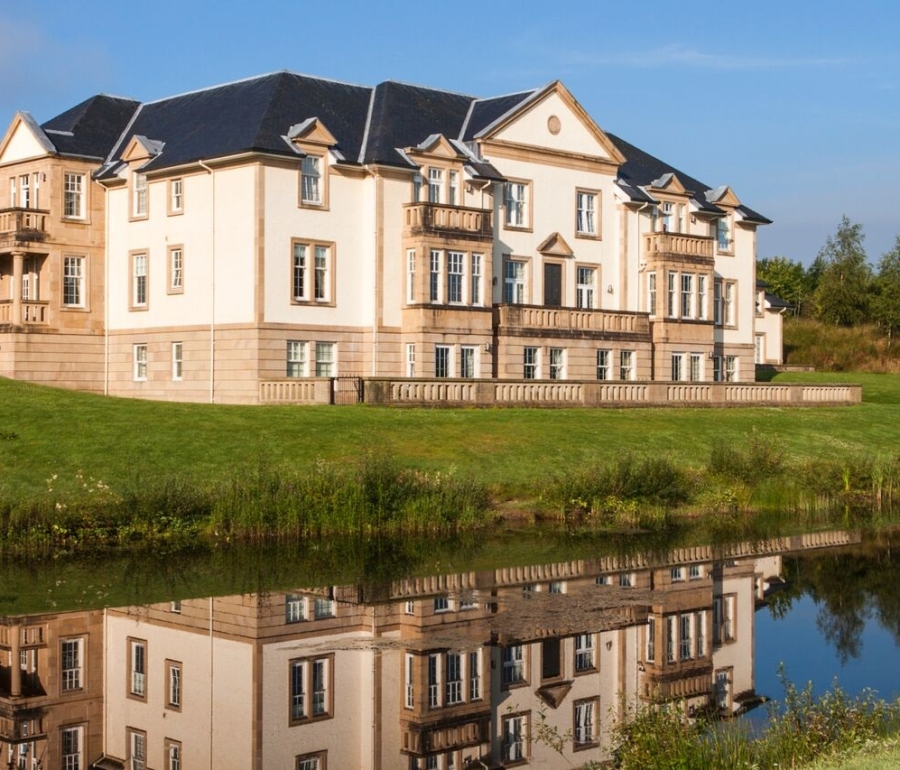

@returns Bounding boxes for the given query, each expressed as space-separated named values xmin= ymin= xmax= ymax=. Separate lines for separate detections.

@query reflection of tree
xmin=784 ymin=537 xmax=900 ymax=664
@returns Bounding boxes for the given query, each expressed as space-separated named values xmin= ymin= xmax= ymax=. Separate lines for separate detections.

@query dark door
xmin=544 ymin=263 xmax=562 ymax=307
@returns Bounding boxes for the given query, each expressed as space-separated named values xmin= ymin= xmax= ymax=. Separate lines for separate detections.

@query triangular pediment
xmin=288 ymin=117 xmax=338 ymax=148
xmin=536 ymin=680 xmax=574 ymax=709
xmin=0 ymin=112 xmax=56 ymax=165
xmin=405 ymin=133 xmax=461 ymax=161
xmin=477 ymin=81 xmax=626 ymax=166
xmin=706 ymin=185 xmax=741 ymax=208
xmin=649 ymin=172 xmax=691 ymax=196
xmin=537 ymin=232 xmax=575 ymax=258
xmin=122 ymin=134 xmax=164 ymax=164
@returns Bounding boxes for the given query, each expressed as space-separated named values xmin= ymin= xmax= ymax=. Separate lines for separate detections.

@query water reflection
xmin=0 ymin=530 xmax=868 ymax=769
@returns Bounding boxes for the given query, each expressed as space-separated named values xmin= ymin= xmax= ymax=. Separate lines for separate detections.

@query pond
xmin=1 ymin=523 xmax=899 ymax=769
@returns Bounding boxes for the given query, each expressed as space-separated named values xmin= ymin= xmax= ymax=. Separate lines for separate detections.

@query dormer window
xmin=133 ymin=173 xmax=148 ymax=217
xmin=301 ymin=156 xmax=322 ymax=205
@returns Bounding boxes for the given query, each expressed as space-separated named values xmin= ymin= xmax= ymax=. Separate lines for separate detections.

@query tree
xmin=871 ymin=236 xmax=900 ymax=345
xmin=814 ymin=216 xmax=873 ymax=326
xmin=757 ymin=256 xmax=807 ymax=314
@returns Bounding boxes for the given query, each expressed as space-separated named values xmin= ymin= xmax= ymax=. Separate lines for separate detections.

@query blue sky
xmin=2 ymin=1 xmax=898 ymax=266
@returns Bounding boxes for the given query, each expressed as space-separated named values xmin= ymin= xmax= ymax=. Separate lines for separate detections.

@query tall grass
xmin=612 ymin=673 xmax=900 ymax=769
xmin=785 ymin=317 xmax=900 ymax=372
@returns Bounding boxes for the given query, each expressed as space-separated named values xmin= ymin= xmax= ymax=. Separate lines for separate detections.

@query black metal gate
xmin=332 ymin=376 xmax=363 ymax=405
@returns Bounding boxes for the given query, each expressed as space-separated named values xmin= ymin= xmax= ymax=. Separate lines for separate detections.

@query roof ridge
xmin=358 ymin=87 xmax=378 ymax=164
xmin=375 ymin=78 xmax=476 ymax=100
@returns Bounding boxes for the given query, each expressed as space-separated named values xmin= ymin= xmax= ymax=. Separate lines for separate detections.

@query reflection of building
xmin=0 ymin=530 xmax=859 ymax=769
xmin=0 ymin=610 xmax=104 ymax=770
xmin=1 ymin=72 xmax=779 ymax=405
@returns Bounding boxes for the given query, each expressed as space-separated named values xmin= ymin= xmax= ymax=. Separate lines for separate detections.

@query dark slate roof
xmin=462 ymin=90 xmax=537 ymax=141
xmin=100 ymin=72 xmax=372 ymax=176
xmin=608 ymin=132 xmax=770 ymax=224
xmin=362 ymin=81 xmax=473 ymax=166
xmin=41 ymin=95 xmax=140 ymax=159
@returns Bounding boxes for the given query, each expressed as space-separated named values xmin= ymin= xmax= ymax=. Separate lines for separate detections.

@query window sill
xmin=290 ymin=300 xmax=336 ymax=308
xmin=575 ymin=232 xmax=601 ymax=241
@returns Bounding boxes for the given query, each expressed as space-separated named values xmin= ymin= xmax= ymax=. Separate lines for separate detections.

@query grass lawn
xmin=805 ymin=741 xmax=900 ymax=769
xmin=0 ymin=371 xmax=898 ymax=503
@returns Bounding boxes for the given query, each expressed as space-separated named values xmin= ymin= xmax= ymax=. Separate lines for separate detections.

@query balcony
xmin=0 ymin=208 xmax=49 ymax=247
xmin=403 ymin=203 xmax=493 ymax=242
xmin=495 ymin=304 xmax=650 ymax=336
xmin=0 ymin=301 xmax=49 ymax=327
xmin=644 ymin=232 xmax=714 ymax=265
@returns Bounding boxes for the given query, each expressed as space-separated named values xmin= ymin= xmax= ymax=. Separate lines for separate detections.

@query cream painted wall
xmin=0 ymin=120 xmax=48 ymax=164
xmin=490 ymin=91 xmax=614 ymax=160
xmin=105 ymin=612 xmax=254 ymax=769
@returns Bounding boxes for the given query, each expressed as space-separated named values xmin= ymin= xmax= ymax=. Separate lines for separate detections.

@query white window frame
xmin=698 ymin=275 xmax=708 ymax=320
xmin=619 ymin=350 xmax=634 ymax=381
xmin=292 ymin=241 xmax=332 ymax=304
xmin=575 ymin=633 xmax=594 ymax=672
xmin=172 ymin=342 xmax=183 ymax=381
xmin=61 ymin=725 xmax=82 ymax=770
xmin=405 ymin=653 xmax=415 ymax=709
xmin=468 ymin=650 xmax=482 ymax=701
xmin=471 ymin=253 xmax=482 ymax=305
xmin=576 ymin=266 xmax=596 ymax=309
xmin=576 ymin=190 xmax=598 ymax=236
xmin=133 ymin=345 xmax=148 ymax=382
xmin=648 ymin=272 xmax=657 ymax=316
xmin=131 ymin=252 xmax=148 ymax=309
xmin=407 ymin=249 xmax=416 ymax=304
xmin=430 ymin=250 xmax=443 ymax=303
xmin=549 ymin=348 xmax=565 ymax=380
xmin=167 ymin=661 xmax=182 ymax=708
xmin=133 ymin=173 xmax=147 ymax=217
xmin=63 ymin=256 xmax=85 ymax=307
xmin=301 ymin=155 xmax=322 ymax=205
xmin=690 ymin=353 xmax=702 ymax=382
xmin=447 ymin=251 xmax=464 ymax=303
xmin=169 ymin=247 xmax=183 ymax=293
xmin=435 ymin=345 xmax=451 ymax=378
xmin=667 ymin=272 xmax=677 ymax=318
xmin=428 ymin=167 xmax=443 ymax=204
xmin=287 ymin=341 xmax=307 ymax=378
xmin=170 ymin=178 xmax=183 ymax=213
xmin=504 ymin=258 xmax=526 ymax=304
xmin=504 ymin=181 xmax=527 ymax=228
xmin=64 ymin=172 xmax=85 ymax=219
xmin=671 ymin=353 xmax=685 ymax=382
xmin=130 ymin=639 xmax=146 ymax=697
xmin=61 ymin=638 xmax=83 ymax=691
xmin=502 ymin=714 xmax=527 ymax=762
xmin=523 ymin=346 xmax=539 ymax=380
xmin=681 ymin=273 xmax=694 ymax=318
xmin=406 ymin=343 xmax=416 ymax=378
xmin=460 ymin=346 xmax=476 ymax=379
xmin=574 ymin=700 xmax=596 ymax=746
xmin=501 ymin=645 xmax=525 ymax=686
xmin=596 ymin=349 xmax=610 ymax=380
xmin=315 ymin=342 xmax=335 ymax=377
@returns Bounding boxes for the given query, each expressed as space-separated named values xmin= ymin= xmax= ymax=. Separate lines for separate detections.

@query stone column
xmin=11 ymin=251 xmax=24 ymax=327
xmin=10 ymin=623 xmax=21 ymax=697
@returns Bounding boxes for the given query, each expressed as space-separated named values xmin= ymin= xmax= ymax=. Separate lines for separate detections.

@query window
xmin=61 ymin=726 xmax=82 ymax=770
xmin=129 ymin=639 xmax=147 ymax=697
xmin=170 ymin=178 xmax=183 ymax=213
xmin=575 ymin=633 xmax=594 ymax=672
xmin=646 ymin=616 xmax=656 ymax=662
xmin=406 ymin=343 xmax=416 ymax=378
xmin=313 ymin=597 xmax=334 ymax=619
xmin=168 ymin=247 xmax=183 ymax=293
xmin=714 ymin=281 xmax=723 ymax=326
xmin=619 ymin=572 xmax=634 ymax=587
xmin=131 ymin=252 xmax=148 ymax=308
xmin=576 ymin=266 xmax=596 ymax=309
xmin=574 ymin=699 xmax=596 ymax=746
xmin=9 ymin=176 xmax=15 ymax=208
xmin=666 ymin=616 xmax=676 ymax=663
xmin=407 ymin=249 xmax=416 ymax=303
xmin=428 ymin=654 xmax=441 ymax=708
xmin=681 ymin=273 xmax=694 ymax=318
xmin=430 ymin=250 xmax=442 ymax=303
xmin=447 ymin=251 xmax=464 ymax=303
xmin=504 ymin=258 xmax=526 ymax=304
xmin=713 ymin=595 xmax=736 ymax=644
xmin=64 ymin=173 xmax=85 ymax=219
xmin=428 ymin=168 xmax=443 ymax=203
xmin=504 ymin=181 xmax=528 ymax=228
xmin=468 ymin=650 xmax=481 ymax=700
xmin=292 ymin=241 xmax=332 ymax=303
xmin=502 ymin=714 xmax=527 ymax=763
xmin=689 ymin=564 xmax=702 ymax=580
xmin=696 ymin=611 xmax=706 ymax=657
xmin=133 ymin=173 xmax=147 ymax=217
xmin=167 ymin=661 xmax=182 ymax=709
xmin=717 ymin=215 xmax=732 ymax=252
xmin=20 ymin=174 xmax=30 ymax=208
xmin=619 ymin=350 xmax=634 ymax=381
xmin=460 ymin=346 xmax=476 ymax=379
xmin=315 ymin=342 xmax=335 ymax=377
xmin=671 ymin=566 xmax=685 ymax=583
xmin=172 ymin=342 xmax=183 ymax=381
xmin=287 ymin=341 xmax=307 ymax=378
xmin=690 ymin=353 xmax=702 ymax=382
xmin=286 ymin=594 xmax=306 ymax=622
xmin=434 ymin=596 xmax=451 ymax=613
xmin=698 ymin=275 xmax=707 ymax=320
xmin=63 ymin=256 xmax=84 ymax=307
xmin=290 ymin=656 xmax=332 ymax=721
xmin=724 ymin=282 xmax=735 ymax=326
xmin=662 ymin=201 xmax=673 ymax=232
xmin=301 ymin=156 xmax=322 ymax=204
xmin=671 ymin=353 xmax=684 ymax=382
xmin=445 ymin=653 xmax=463 ymax=705
xmin=713 ymin=355 xmax=722 ymax=382
xmin=129 ymin=730 xmax=146 ymax=770
xmin=542 ymin=637 xmax=561 ymax=680
xmin=648 ymin=272 xmax=657 ymax=316
xmin=576 ymin=190 xmax=598 ymax=236
xmin=724 ymin=355 xmax=737 ymax=382
xmin=412 ymin=172 xmax=423 ymax=202
xmin=21 ymin=255 xmax=39 ymax=301
xmin=133 ymin=345 xmax=148 ymax=382
xmin=680 ymin=614 xmax=693 ymax=660
xmin=667 ymin=272 xmax=677 ymax=317
xmin=549 ymin=348 xmax=565 ymax=380
xmin=166 ymin=740 xmax=182 ymax=770
xmin=501 ymin=645 xmax=525 ymax=686
xmin=435 ymin=345 xmax=451 ymax=378
xmin=170 ymin=600 xmax=181 ymax=613
xmin=596 ymin=349 xmax=610 ymax=380
xmin=61 ymin=638 xmax=83 ymax=691
xmin=296 ymin=751 xmax=326 ymax=770
xmin=448 ymin=170 xmax=458 ymax=205
xmin=404 ymin=653 xmax=415 ymax=709
xmin=471 ymin=253 xmax=482 ymax=305
xmin=523 ymin=347 xmax=538 ymax=380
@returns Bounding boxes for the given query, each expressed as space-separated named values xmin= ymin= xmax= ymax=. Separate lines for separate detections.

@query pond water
xmin=1 ymin=524 xmax=899 ymax=769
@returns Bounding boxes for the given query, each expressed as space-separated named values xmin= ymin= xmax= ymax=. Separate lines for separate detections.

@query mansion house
xmin=0 ymin=71 xmax=777 ymax=404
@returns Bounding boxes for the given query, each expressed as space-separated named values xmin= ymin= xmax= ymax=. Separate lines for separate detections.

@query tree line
xmin=758 ymin=216 xmax=900 ymax=342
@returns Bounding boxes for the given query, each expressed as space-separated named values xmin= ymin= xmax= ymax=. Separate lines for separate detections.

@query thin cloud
xmin=565 ymin=43 xmax=853 ymax=71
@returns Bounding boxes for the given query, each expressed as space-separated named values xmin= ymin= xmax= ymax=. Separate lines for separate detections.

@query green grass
xmin=805 ymin=740 xmax=900 ymax=769
xmin=1 ymin=371 xmax=897 ymax=503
